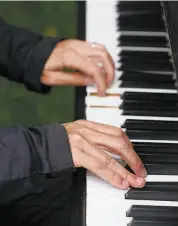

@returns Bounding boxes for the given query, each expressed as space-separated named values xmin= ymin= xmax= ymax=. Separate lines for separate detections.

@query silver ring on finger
xmin=91 ymin=41 xmax=97 ymax=49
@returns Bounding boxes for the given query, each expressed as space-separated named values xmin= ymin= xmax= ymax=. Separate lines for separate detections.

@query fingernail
xmin=136 ymin=177 xmax=145 ymax=185
xmin=141 ymin=168 xmax=147 ymax=178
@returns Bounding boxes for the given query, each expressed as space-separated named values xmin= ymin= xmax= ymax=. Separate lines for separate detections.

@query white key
xmin=86 ymin=107 xmax=178 ymax=125
xmin=86 ymin=85 xmax=177 ymax=94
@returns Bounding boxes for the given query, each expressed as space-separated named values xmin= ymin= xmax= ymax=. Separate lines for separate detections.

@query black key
xmin=117 ymin=14 xmax=164 ymax=31
xmin=120 ymin=57 xmax=171 ymax=65
xmin=121 ymin=92 xmax=178 ymax=102
xmin=132 ymin=142 xmax=178 ymax=154
xmin=119 ymin=51 xmax=170 ymax=61
xmin=126 ymin=163 xmax=178 ymax=175
xmin=118 ymin=35 xmax=167 ymax=48
xmin=120 ymin=62 xmax=173 ymax=72
xmin=125 ymin=182 xmax=178 ymax=201
xmin=119 ymin=71 xmax=174 ymax=83
xmin=120 ymin=100 xmax=178 ymax=110
xmin=119 ymin=81 xmax=174 ymax=89
xmin=128 ymin=218 xmax=177 ymax=226
xmin=117 ymin=1 xmax=162 ymax=14
xmin=127 ymin=205 xmax=178 ymax=219
xmin=122 ymin=119 xmax=178 ymax=131
xmin=139 ymin=153 xmax=178 ymax=163
xmin=126 ymin=129 xmax=178 ymax=140
xmin=122 ymin=109 xmax=178 ymax=117
xmin=144 ymin=163 xmax=178 ymax=175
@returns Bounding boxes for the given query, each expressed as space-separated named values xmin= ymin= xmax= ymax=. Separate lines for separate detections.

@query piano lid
xmin=162 ymin=1 xmax=178 ymax=90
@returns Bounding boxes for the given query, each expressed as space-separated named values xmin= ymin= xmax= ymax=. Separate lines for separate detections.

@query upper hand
xmin=63 ymin=120 xmax=147 ymax=190
xmin=41 ymin=39 xmax=115 ymax=96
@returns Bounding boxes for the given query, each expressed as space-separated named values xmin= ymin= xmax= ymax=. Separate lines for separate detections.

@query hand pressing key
xmin=63 ymin=120 xmax=147 ymax=190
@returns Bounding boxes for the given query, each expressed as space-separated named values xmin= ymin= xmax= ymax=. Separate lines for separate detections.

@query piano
xmin=73 ymin=1 xmax=178 ymax=226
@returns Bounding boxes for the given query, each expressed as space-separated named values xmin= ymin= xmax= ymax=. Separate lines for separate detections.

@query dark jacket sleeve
xmin=0 ymin=124 xmax=74 ymax=205
xmin=0 ymin=17 xmax=63 ymax=93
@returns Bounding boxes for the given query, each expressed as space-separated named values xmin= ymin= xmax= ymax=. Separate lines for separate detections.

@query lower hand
xmin=63 ymin=120 xmax=147 ymax=190
xmin=41 ymin=39 xmax=115 ymax=96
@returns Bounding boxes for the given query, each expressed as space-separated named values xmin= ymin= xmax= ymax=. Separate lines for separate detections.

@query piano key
xmin=86 ymin=107 xmax=178 ymax=126
xmin=125 ymin=182 xmax=178 ymax=201
xmin=126 ymin=162 xmax=178 ymax=175
xmin=119 ymin=81 xmax=174 ymax=89
xmin=117 ymin=14 xmax=164 ymax=32
xmin=122 ymin=119 xmax=178 ymax=131
xmin=118 ymin=35 xmax=167 ymax=48
xmin=117 ymin=1 xmax=162 ymax=14
xmin=87 ymin=86 xmax=177 ymax=94
xmin=122 ymin=109 xmax=178 ymax=117
xmin=128 ymin=218 xmax=177 ymax=226
xmin=126 ymin=129 xmax=178 ymax=140
xmin=118 ymin=71 xmax=174 ymax=82
xmin=85 ymin=95 xmax=177 ymax=108
xmin=139 ymin=153 xmax=178 ymax=163
xmin=120 ymin=62 xmax=173 ymax=72
xmin=133 ymin=142 xmax=178 ymax=154
xmin=121 ymin=92 xmax=178 ymax=101
xmin=127 ymin=205 xmax=178 ymax=219
xmin=145 ymin=163 xmax=178 ymax=175
xmin=120 ymin=100 xmax=178 ymax=110
xmin=119 ymin=50 xmax=171 ymax=61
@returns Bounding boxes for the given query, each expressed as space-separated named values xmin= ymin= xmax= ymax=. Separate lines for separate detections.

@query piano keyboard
xmin=84 ymin=1 xmax=178 ymax=226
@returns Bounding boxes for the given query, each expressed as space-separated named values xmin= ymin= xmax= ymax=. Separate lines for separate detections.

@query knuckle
xmin=92 ymin=66 xmax=101 ymax=76
xmin=134 ymin=157 xmax=143 ymax=170
xmin=76 ymin=127 xmax=87 ymax=135
xmin=116 ymin=128 xmax=123 ymax=137
xmin=118 ymin=137 xmax=130 ymax=150
xmin=99 ymin=44 xmax=106 ymax=50
xmin=75 ymin=119 xmax=86 ymax=124
xmin=110 ymin=171 xmax=120 ymax=185
xmin=122 ymin=171 xmax=130 ymax=181
xmin=104 ymin=154 xmax=115 ymax=168
xmin=100 ymin=48 xmax=108 ymax=58
xmin=63 ymin=49 xmax=76 ymax=61
xmin=95 ymin=160 xmax=105 ymax=171
xmin=70 ymin=131 xmax=81 ymax=143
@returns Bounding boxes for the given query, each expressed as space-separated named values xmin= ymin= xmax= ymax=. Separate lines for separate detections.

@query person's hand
xmin=63 ymin=120 xmax=147 ymax=190
xmin=41 ymin=39 xmax=115 ymax=96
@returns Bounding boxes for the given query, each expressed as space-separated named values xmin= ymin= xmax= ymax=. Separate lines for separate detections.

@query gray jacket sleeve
xmin=0 ymin=124 xmax=74 ymax=205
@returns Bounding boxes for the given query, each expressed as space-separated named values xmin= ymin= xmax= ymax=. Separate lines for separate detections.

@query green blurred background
xmin=0 ymin=1 xmax=77 ymax=126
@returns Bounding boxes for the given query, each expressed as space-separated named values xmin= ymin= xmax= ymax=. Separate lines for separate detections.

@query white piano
xmin=78 ymin=1 xmax=178 ymax=226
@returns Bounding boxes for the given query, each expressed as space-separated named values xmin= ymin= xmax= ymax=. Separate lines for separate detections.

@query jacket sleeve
xmin=0 ymin=17 xmax=63 ymax=93
xmin=0 ymin=124 xmax=74 ymax=205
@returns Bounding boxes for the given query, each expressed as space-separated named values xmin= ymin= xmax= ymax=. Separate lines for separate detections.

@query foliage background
xmin=0 ymin=1 xmax=76 ymax=126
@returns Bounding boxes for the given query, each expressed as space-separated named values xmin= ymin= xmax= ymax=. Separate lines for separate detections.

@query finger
xmin=77 ymin=141 xmax=129 ymax=189
xmin=82 ymin=141 xmax=145 ymax=188
xmin=69 ymin=40 xmax=115 ymax=87
xmin=63 ymin=50 xmax=107 ymax=96
xmin=75 ymin=120 xmax=129 ymax=138
xmin=41 ymin=71 xmax=94 ymax=86
xmin=88 ymin=41 xmax=115 ymax=69
xmin=77 ymin=127 xmax=147 ymax=178
xmin=75 ymin=120 xmax=133 ymax=152
xmin=88 ymin=56 xmax=106 ymax=78
xmin=89 ymin=49 xmax=115 ymax=86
